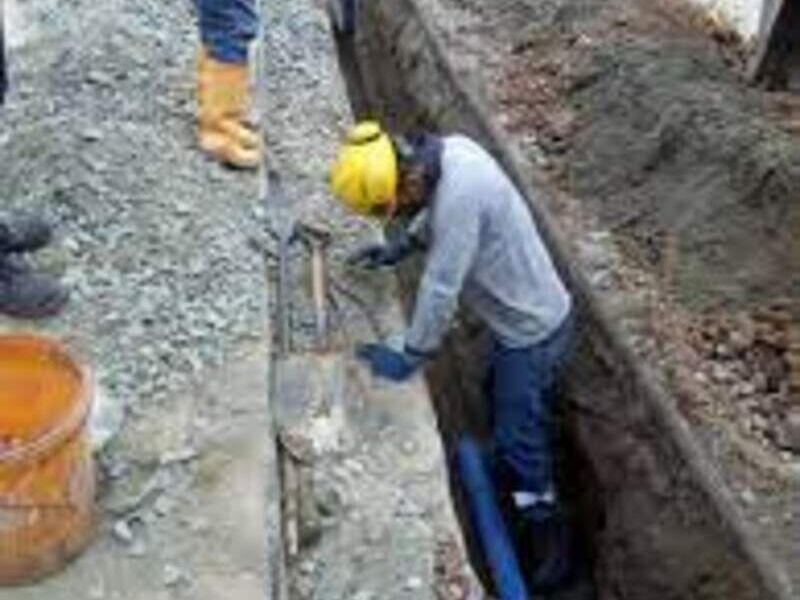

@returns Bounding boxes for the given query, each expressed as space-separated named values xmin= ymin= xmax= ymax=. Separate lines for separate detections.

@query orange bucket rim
xmin=0 ymin=334 xmax=92 ymax=466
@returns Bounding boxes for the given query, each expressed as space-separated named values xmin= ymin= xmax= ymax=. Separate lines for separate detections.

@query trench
xmin=332 ymin=15 xmax=599 ymax=600
xmin=332 ymin=21 xmax=599 ymax=600
xmin=323 ymin=1 xmax=795 ymax=600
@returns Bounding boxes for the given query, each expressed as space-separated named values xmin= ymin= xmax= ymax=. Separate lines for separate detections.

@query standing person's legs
xmin=195 ymin=0 xmax=261 ymax=169
xmin=196 ymin=0 xmax=258 ymax=64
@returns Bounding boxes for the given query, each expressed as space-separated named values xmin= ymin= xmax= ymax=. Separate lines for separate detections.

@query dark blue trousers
xmin=487 ymin=312 xmax=574 ymax=521
xmin=196 ymin=0 xmax=259 ymax=64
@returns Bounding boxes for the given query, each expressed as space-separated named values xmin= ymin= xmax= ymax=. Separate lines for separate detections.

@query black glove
xmin=346 ymin=231 xmax=414 ymax=270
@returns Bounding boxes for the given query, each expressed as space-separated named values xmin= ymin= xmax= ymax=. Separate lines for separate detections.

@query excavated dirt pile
xmin=493 ymin=0 xmax=800 ymax=314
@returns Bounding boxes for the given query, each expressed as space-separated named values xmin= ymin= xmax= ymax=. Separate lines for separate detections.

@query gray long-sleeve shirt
xmin=405 ymin=135 xmax=572 ymax=353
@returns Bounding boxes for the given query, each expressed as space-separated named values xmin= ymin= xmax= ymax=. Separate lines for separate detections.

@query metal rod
xmin=310 ymin=241 xmax=329 ymax=348
xmin=293 ymin=222 xmax=332 ymax=351
xmin=277 ymin=227 xmax=294 ymax=355
xmin=281 ymin=451 xmax=299 ymax=560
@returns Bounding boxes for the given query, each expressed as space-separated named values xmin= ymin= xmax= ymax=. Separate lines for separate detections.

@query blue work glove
xmin=346 ymin=232 xmax=414 ymax=270
xmin=356 ymin=343 xmax=426 ymax=382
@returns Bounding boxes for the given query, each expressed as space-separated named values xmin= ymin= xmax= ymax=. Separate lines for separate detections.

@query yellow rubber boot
xmin=197 ymin=47 xmax=261 ymax=150
xmin=197 ymin=47 xmax=262 ymax=169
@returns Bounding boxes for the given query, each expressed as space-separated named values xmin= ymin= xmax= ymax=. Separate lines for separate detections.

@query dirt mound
xmin=497 ymin=0 xmax=800 ymax=314
xmin=568 ymin=43 xmax=800 ymax=312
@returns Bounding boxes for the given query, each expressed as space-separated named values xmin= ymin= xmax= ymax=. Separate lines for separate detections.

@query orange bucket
xmin=0 ymin=335 xmax=95 ymax=585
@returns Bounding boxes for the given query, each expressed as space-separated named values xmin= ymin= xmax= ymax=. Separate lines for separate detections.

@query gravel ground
xmin=1 ymin=0 xmax=266 ymax=424
xmin=1 ymin=0 xmax=271 ymax=596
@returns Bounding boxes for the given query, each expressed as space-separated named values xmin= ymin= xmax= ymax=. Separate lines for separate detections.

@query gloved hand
xmin=355 ymin=343 xmax=426 ymax=382
xmin=346 ymin=232 xmax=414 ymax=270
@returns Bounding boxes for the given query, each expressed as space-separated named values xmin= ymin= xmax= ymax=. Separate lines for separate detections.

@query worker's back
xmin=431 ymin=135 xmax=571 ymax=347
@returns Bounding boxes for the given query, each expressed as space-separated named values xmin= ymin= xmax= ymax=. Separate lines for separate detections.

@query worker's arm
xmin=347 ymin=210 xmax=429 ymax=270
xmin=356 ymin=195 xmax=476 ymax=381
xmin=405 ymin=182 xmax=480 ymax=355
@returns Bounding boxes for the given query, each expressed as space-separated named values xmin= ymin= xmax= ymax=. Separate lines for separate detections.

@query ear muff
xmin=394 ymin=135 xmax=416 ymax=164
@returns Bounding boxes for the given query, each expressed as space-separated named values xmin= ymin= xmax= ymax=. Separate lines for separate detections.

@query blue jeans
xmin=486 ymin=311 xmax=575 ymax=521
xmin=196 ymin=0 xmax=259 ymax=64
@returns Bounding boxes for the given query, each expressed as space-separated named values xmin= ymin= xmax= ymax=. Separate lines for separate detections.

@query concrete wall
xmin=690 ymin=0 xmax=764 ymax=40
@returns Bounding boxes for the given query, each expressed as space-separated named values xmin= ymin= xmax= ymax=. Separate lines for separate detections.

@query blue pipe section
xmin=456 ymin=436 xmax=530 ymax=600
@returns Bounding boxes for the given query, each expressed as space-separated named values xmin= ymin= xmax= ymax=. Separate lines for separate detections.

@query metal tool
xmin=294 ymin=223 xmax=333 ymax=349
xmin=266 ymin=167 xmax=300 ymax=357
xmin=277 ymin=223 xmax=295 ymax=356
xmin=274 ymin=216 xmax=335 ymax=355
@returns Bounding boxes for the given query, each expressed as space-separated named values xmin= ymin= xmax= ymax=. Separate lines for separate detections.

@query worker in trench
xmin=0 ymin=7 xmax=69 ymax=319
xmin=330 ymin=121 xmax=577 ymax=591
xmin=194 ymin=0 xmax=261 ymax=169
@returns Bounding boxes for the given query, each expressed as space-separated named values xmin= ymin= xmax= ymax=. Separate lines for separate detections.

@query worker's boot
xmin=0 ymin=215 xmax=52 ymax=254
xmin=197 ymin=47 xmax=261 ymax=149
xmin=516 ymin=509 xmax=575 ymax=593
xmin=196 ymin=47 xmax=261 ymax=169
xmin=0 ymin=255 xmax=69 ymax=319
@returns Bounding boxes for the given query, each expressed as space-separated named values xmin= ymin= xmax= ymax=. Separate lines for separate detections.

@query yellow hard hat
xmin=330 ymin=121 xmax=398 ymax=217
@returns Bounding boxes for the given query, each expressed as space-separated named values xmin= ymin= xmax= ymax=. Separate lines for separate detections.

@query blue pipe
xmin=456 ymin=436 xmax=530 ymax=600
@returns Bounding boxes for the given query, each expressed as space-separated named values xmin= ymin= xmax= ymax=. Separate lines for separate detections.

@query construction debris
xmin=127 ymin=541 xmax=147 ymax=558
xmin=778 ymin=409 xmax=800 ymax=452
xmin=112 ymin=520 xmax=135 ymax=545
xmin=162 ymin=563 xmax=187 ymax=588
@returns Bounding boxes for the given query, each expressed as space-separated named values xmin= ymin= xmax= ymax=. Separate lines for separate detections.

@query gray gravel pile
xmin=0 ymin=6 xmax=272 ymax=596
xmin=0 ymin=0 xmax=265 ymax=416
